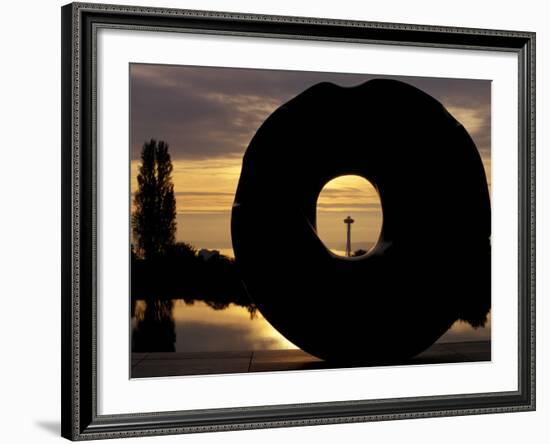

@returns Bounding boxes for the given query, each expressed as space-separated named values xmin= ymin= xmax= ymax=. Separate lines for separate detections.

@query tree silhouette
xmin=132 ymin=139 xmax=176 ymax=260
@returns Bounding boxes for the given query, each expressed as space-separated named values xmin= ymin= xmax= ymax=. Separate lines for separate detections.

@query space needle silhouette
xmin=344 ymin=215 xmax=354 ymax=257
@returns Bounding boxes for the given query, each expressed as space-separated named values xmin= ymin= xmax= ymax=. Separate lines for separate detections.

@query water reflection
xmin=131 ymin=299 xmax=490 ymax=353
xmin=132 ymin=300 xmax=176 ymax=352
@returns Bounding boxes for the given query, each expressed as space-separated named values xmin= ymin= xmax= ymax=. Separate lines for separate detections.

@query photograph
xmin=0 ymin=0 xmax=544 ymax=440
xmin=59 ymin=2 xmax=536 ymax=440
xmin=129 ymin=64 xmax=492 ymax=378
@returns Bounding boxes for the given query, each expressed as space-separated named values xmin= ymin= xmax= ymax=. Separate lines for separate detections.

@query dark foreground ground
xmin=131 ymin=340 xmax=490 ymax=378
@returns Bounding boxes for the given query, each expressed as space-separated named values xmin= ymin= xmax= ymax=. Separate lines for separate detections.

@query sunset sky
xmin=130 ymin=64 xmax=491 ymax=257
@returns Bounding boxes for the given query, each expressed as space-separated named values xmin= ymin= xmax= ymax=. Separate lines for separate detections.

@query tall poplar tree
xmin=132 ymin=139 xmax=176 ymax=260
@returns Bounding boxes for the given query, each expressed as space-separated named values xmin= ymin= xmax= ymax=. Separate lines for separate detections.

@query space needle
xmin=344 ymin=215 xmax=354 ymax=257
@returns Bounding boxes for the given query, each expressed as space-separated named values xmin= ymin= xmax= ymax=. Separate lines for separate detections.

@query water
xmin=131 ymin=299 xmax=490 ymax=353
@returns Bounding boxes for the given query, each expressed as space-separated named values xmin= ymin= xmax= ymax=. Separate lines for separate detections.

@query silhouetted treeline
xmin=130 ymin=243 xmax=257 ymax=353
xmin=131 ymin=242 xmax=255 ymax=312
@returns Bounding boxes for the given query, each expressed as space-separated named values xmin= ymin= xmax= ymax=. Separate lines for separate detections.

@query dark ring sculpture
xmin=231 ymin=79 xmax=491 ymax=365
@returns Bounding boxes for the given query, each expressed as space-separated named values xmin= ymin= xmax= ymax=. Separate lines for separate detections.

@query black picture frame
xmin=61 ymin=2 xmax=536 ymax=440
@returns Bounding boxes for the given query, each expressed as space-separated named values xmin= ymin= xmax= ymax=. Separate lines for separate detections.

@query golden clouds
xmin=131 ymin=158 xmax=242 ymax=214
xmin=446 ymin=104 xmax=491 ymax=189
xmin=316 ymin=175 xmax=382 ymax=213
xmin=447 ymin=105 xmax=489 ymax=140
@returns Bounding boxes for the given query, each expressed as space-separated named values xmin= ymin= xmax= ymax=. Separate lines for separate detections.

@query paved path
xmin=131 ymin=340 xmax=490 ymax=378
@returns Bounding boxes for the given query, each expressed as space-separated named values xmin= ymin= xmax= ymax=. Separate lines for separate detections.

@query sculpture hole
xmin=316 ymin=175 xmax=382 ymax=257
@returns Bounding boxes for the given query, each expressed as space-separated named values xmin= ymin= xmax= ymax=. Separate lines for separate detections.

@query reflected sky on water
xmin=131 ymin=300 xmax=490 ymax=353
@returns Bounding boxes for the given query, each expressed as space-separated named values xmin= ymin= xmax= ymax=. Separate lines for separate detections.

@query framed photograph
xmin=61 ymin=2 xmax=536 ymax=440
